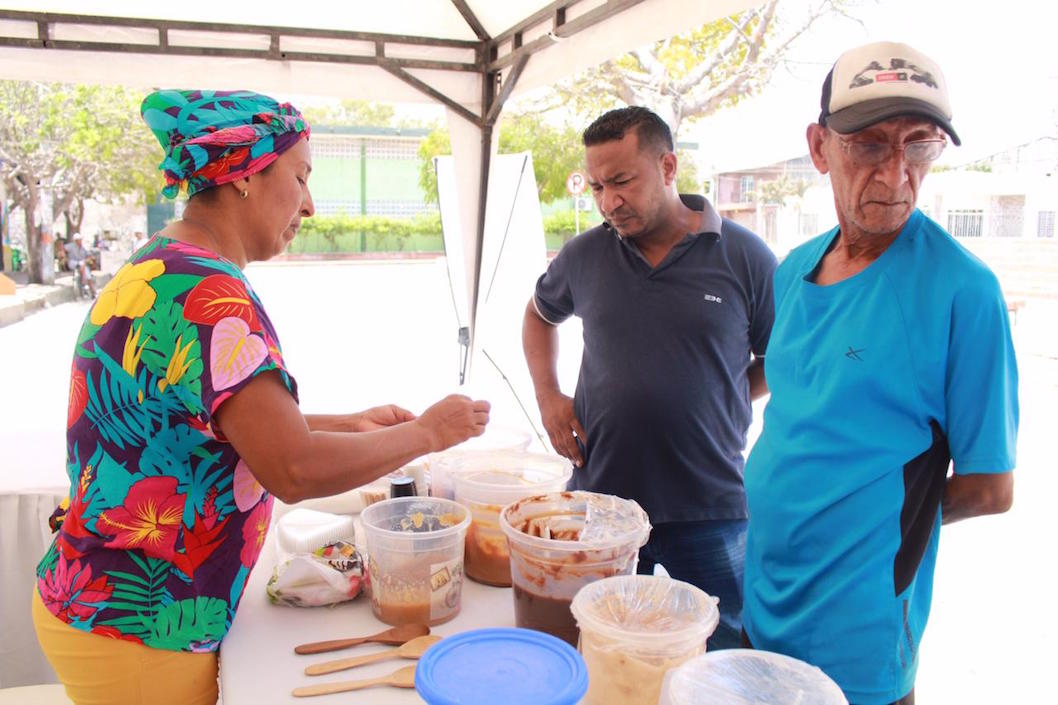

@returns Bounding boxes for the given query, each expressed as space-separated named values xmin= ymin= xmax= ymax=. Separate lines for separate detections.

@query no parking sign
xmin=566 ymin=171 xmax=587 ymax=195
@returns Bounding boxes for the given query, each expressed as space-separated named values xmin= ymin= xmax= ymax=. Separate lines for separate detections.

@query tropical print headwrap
xmin=141 ymin=89 xmax=310 ymax=199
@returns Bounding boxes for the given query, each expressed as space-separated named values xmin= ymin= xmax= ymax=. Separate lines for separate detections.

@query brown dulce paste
xmin=376 ymin=598 xmax=432 ymax=626
xmin=513 ymin=583 xmax=579 ymax=647
xmin=464 ymin=520 xmax=511 ymax=586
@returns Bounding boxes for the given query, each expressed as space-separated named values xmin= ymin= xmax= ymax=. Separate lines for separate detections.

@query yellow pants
xmin=31 ymin=588 xmax=219 ymax=705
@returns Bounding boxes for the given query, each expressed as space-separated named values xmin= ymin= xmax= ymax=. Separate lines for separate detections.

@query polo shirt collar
xmin=604 ymin=193 xmax=722 ymax=240
xmin=679 ymin=193 xmax=722 ymax=236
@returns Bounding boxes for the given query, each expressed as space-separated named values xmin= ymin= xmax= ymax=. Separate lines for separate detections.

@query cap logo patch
xmin=849 ymin=58 xmax=938 ymax=91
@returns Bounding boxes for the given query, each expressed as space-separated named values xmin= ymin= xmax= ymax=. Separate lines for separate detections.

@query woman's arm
xmin=304 ymin=405 xmax=416 ymax=433
xmin=215 ymin=371 xmax=489 ymax=503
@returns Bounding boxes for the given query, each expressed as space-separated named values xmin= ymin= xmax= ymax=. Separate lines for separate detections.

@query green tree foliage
xmin=0 ymin=81 xmax=160 ymax=283
xmin=417 ymin=113 xmax=585 ymax=205
xmin=297 ymin=213 xmax=442 ymax=251
xmin=757 ymin=174 xmax=811 ymax=206
xmin=675 ymin=150 xmax=702 ymax=194
xmin=530 ymin=0 xmax=852 ymax=139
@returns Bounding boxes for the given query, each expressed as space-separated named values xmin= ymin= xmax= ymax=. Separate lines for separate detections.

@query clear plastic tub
xmin=658 ymin=649 xmax=849 ymax=705
xmin=499 ymin=491 xmax=651 ymax=647
xmin=570 ymin=575 xmax=719 ymax=705
xmin=428 ymin=425 xmax=533 ymax=499
xmin=450 ymin=451 xmax=572 ymax=586
xmin=360 ymin=496 xmax=470 ymax=626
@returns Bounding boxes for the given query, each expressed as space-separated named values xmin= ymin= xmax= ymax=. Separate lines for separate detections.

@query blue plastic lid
xmin=415 ymin=627 xmax=588 ymax=705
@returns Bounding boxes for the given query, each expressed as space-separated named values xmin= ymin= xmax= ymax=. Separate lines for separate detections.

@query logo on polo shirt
xmin=704 ymin=294 xmax=723 ymax=304
xmin=845 ymin=346 xmax=866 ymax=361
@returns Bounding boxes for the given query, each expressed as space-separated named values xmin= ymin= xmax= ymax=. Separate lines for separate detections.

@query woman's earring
xmin=240 ymin=190 xmax=249 ymax=200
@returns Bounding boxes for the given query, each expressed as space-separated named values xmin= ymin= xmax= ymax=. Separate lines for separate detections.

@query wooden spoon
xmin=305 ymin=635 xmax=441 ymax=676
xmin=294 ymin=623 xmax=429 ymax=655
xmin=292 ymin=664 xmax=417 ymax=697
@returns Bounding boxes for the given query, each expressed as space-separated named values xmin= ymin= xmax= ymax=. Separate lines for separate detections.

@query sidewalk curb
xmin=0 ymin=272 xmax=112 ymax=328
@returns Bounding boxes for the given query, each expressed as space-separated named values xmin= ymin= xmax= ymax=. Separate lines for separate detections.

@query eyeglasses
xmin=838 ymin=137 xmax=947 ymax=166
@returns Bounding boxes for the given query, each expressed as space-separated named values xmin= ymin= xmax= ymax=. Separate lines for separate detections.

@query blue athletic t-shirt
xmin=743 ymin=209 xmax=1018 ymax=704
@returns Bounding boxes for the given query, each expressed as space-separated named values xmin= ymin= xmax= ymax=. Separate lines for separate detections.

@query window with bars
xmin=739 ymin=175 xmax=755 ymax=202
xmin=948 ymin=209 xmax=984 ymax=238
xmin=799 ymin=213 xmax=819 ymax=239
xmin=1038 ymin=210 xmax=1055 ymax=238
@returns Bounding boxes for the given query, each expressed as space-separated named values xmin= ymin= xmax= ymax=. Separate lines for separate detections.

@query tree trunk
xmin=21 ymin=183 xmax=56 ymax=285
xmin=24 ymin=199 xmax=54 ymax=285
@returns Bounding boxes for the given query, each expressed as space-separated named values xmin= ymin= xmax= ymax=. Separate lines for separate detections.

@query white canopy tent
xmin=0 ymin=0 xmax=758 ymax=381
xmin=3 ymin=3 xmax=773 ymax=687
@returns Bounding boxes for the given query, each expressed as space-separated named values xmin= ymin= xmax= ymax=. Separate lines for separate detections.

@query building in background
xmin=714 ymin=137 xmax=1058 ymax=299
xmin=714 ymin=154 xmax=826 ymax=252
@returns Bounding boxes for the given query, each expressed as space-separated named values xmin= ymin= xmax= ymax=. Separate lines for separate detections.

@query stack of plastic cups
xmin=570 ymin=575 xmax=720 ymax=705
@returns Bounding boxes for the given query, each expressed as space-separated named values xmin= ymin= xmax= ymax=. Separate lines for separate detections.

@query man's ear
xmin=660 ymin=151 xmax=678 ymax=186
xmin=807 ymin=124 xmax=831 ymax=175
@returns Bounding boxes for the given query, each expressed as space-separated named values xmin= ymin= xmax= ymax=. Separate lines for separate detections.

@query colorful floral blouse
xmin=36 ymin=236 xmax=297 ymax=652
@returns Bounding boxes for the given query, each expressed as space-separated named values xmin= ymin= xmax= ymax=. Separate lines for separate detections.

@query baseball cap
xmin=819 ymin=41 xmax=960 ymax=145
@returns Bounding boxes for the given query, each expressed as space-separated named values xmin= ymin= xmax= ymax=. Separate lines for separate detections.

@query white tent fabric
xmin=0 ymin=0 xmax=760 ymax=381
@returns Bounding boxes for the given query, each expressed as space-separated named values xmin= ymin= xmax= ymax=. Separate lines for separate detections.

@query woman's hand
xmin=353 ymin=404 xmax=417 ymax=431
xmin=414 ymin=394 xmax=491 ymax=452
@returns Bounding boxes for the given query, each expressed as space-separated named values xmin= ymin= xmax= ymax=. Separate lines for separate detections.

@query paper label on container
xmin=430 ymin=557 xmax=463 ymax=619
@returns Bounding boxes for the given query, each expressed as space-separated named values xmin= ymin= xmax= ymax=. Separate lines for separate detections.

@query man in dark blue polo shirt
xmin=522 ymin=106 xmax=776 ymax=648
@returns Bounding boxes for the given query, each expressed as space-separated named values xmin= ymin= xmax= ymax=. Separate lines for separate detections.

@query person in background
xmin=32 ymin=89 xmax=490 ymax=705
xmin=132 ymin=230 xmax=150 ymax=253
xmin=523 ymin=106 xmax=776 ymax=649
xmin=63 ymin=234 xmax=96 ymax=298
xmin=742 ymin=42 xmax=1018 ymax=705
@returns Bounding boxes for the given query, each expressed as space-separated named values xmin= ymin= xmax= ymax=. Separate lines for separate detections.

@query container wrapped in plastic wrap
xmin=658 ymin=649 xmax=849 ymax=705
xmin=266 ymin=508 xmax=364 ymax=607
xmin=499 ymin=491 xmax=652 ymax=646
xmin=571 ymin=575 xmax=719 ymax=705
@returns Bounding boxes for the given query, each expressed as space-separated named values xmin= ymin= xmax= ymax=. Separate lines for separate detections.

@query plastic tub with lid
xmin=499 ymin=491 xmax=651 ymax=646
xmin=570 ymin=574 xmax=719 ymax=705
xmin=415 ymin=627 xmax=588 ymax=705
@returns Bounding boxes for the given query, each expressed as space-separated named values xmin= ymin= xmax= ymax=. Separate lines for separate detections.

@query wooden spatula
xmin=291 ymin=664 xmax=417 ymax=697
xmin=294 ymin=622 xmax=429 ymax=655
xmin=304 ymin=634 xmax=440 ymax=676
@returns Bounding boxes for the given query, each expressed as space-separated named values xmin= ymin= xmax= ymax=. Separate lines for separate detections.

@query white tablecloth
xmin=0 ymin=487 xmax=68 ymax=688
xmin=219 ymin=522 xmax=517 ymax=705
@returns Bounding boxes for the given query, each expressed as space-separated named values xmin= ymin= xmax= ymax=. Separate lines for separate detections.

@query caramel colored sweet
xmin=579 ymin=629 xmax=703 ymax=705
xmin=464 ymin=519 xmax=511 ymax=586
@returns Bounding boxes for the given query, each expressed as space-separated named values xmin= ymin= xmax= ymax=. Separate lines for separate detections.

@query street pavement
xmin=1 ymin=259 xmax=1054 ymax=701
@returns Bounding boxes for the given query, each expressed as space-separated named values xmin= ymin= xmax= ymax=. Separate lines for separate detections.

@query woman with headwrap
xmin=30 ymin=89 xmax=490 ymax=705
